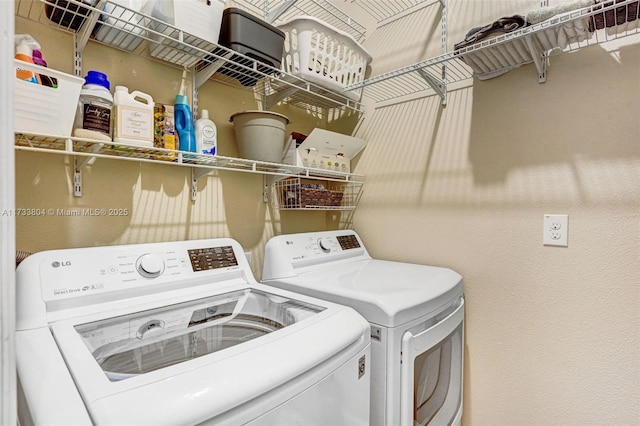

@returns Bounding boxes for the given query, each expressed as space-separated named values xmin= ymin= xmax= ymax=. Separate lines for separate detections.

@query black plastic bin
xmin=44 ymin=0 xmax=99 ymax=31
xmin=213 ymin=8 xmax=286 ymax=86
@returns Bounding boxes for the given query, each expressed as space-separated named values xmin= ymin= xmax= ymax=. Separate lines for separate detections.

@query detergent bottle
xmin=14 ymin=34 xmax=40 ymax=84
xmin=174 ymin=69 xmax=197 ymax=153
xmin=73 ymin=70 xmax=113 ymax=141
xmin=113 ymin=85 xmax=154 ymax=148
xmin=32 ymin=49 xmax=58 ymax=88
xmin=195 ymin=109 xmax=217 ymax=155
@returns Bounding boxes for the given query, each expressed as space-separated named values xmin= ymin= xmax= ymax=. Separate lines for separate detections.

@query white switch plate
xmin=543 ymin=214 xmax=568 ymax=247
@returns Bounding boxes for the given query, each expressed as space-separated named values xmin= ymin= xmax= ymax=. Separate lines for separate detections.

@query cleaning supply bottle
xmin=174 ymin=69 xmax=196 ymax=153
xmin=113 ymin=85 xmax=155 ymax=148
xmin=14 ymin=34 xmax=40 ymax=84
xmin=73 ymin=70 xmax=113 ymax=141
xmin=195 ymin=109 xmax=217 ymax=155
xmin=31 ymin=49 xmax=58 ymax=88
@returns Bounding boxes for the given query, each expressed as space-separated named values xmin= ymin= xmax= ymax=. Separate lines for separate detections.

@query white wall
xmin=352 ymin=0 xmax=640 ymax=424
xmin=1 ymin=3 xmax=16 ymax=424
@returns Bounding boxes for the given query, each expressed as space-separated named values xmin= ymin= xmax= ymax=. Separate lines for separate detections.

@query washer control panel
xmin=30 ymin=239 xmax=246 ymax=305
xmin=188 ymin=246 xmax=238 ymax=271
xmin=136 ymin=253 xmax=166 ymax=278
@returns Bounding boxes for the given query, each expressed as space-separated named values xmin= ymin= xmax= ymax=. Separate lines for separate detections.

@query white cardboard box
xmin=283 ymin=128 xmax=367 ymax=173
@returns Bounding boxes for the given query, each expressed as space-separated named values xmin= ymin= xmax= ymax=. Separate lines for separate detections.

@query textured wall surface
xmin=353 ymin=0 xmax=640 ymax=424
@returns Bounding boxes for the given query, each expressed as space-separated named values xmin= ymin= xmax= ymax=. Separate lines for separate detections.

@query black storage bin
xmin=44 ymin=0 xmax=99 ymax=31
xmin=214 ymin=8 xmax=285 ymax=86
xmin=219 ymin=8 xmax=285 ymax=67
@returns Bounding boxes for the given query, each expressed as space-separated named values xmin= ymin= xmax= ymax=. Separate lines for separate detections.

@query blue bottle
xmin=174 ymin=70 xmax=197 ymax=153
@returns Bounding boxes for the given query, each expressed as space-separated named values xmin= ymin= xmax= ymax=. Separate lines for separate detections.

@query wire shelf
xmin=353 ymin=0 xmax=436 ymax=24
xmin=350 ymin=0 xmax=640 ymax=103
xmin=233 ymin=0 xmax=367 ymax=41
xmin=14 ymin=132 xmax=365 ymax=183
xmin=14 ymin=0 xmax=365 ymax=114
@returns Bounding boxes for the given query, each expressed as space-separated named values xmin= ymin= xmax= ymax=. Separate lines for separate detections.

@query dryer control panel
xmin=262 ymin=231 xmax=371 ymax=279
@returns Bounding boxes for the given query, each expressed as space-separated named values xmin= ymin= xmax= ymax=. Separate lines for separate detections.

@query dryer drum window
xmin=413 ymin=323 xmax=463 ymax=425
xmin=74 ymin=289 xmax=325 ymax=381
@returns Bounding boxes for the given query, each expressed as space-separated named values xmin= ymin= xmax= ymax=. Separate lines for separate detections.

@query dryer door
xmin=400 ymin=298 xmax=464 ymax=426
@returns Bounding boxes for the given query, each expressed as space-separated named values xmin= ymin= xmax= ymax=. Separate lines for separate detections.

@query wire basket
xmin=272 ymin=178 xmax=363 ymax=210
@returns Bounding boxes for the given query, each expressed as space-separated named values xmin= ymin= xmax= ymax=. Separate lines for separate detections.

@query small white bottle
xmin=113 ymin=85 xmax=154 ymax=148
xmin=195 ymin=109 xmax=217 ymax=155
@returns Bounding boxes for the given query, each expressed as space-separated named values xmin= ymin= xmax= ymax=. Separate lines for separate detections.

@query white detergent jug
xmin=113 ymin=85 xmax=154 ymax=148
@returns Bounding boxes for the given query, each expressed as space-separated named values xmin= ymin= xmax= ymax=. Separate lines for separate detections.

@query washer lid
xmin=49 ymin=285 xmax=369 ymax=425
xmin=263 ymin=259 xmax=463 ymax=328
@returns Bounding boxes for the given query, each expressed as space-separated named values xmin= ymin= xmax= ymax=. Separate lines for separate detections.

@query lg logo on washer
xmin=51 ymin=261 xmax=72 ymax=268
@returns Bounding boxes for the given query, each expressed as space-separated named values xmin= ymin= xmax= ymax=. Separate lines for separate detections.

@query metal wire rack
xmin=349 ymin=0 xmax=640 ymax=104
xmin=271 ymin=177 xmax=364 ymax=210
xmin=352 ymin=0 xmax=436 ymax=24
xmin=14 ymin=0 xmax=366 ymax=114
xmin=14 ymin=132 xmax=364 ymax=182
xmin=232 ymin=0 xmax=367 ymax=41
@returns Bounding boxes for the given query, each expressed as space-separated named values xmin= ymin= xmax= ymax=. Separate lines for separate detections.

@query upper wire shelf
xmin=233 ymin=0 xmax=367 ymax=41
xmin=14 ymin=0 xmax=365 ymax=114
xmin=14 ymin=132 xmax=365 ymax=183
xmin=353 ymin=0 xmax=436 ymax=24
xmin=349 ymin=0 xmax=640 ymax=104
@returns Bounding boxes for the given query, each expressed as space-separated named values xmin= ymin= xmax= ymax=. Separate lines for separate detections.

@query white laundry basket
xmin=278 ymin=16 xmax=372 ymax=102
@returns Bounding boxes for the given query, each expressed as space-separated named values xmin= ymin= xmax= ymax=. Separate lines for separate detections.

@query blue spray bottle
xmin=174 ymin=68 xmax=197 ymax=153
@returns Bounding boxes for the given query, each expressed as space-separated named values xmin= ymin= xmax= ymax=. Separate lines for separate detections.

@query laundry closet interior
xmin=5 ymin=0 xmax=640 ymax=424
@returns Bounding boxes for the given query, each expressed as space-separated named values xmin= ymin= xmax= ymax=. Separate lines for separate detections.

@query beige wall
xmin=352 ymin=0 xmax=640 ymax=424
xmin=14 ymin=0 xmax=640 ymax=424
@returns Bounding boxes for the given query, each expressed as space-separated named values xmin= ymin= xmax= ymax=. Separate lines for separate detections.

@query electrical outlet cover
xmin=543 ymin=214 xmax=568 ymax=247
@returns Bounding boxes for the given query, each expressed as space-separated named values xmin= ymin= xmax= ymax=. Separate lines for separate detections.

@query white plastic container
xmin=230 ymin=111 xmax=290 ymax=163
xmin=195 ymin=109 xmax=217 ymax=155
xmin=13 ymin=59 xmax=84 ymax=136
xmin=278 ymin=16 xmax=373 ymax=101
xmin=113 ymin=85 xmax=154 ymax=148
xmin=94 ymin=0 xmax=146 ymax=51
xmin=73 ymin=70 xmax=113 ymax=141
xmin=147 ymin=0 xmax=225 ymax=67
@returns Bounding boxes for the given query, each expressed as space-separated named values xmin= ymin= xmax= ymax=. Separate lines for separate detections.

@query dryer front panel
xmin=400 ymin=297 xmax=464 ymax=426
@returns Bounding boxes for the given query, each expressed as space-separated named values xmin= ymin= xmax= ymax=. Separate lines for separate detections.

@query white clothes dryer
xmin=16 ymin=238 xmax=371 ymax=426
xmin=262 ymin=230 xmax=464 ymax=426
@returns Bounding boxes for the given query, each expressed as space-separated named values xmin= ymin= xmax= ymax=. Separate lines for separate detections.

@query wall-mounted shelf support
xmin=524 ymin=35 xmax=548 ymax=83
xmin=416 ymin=68 xmax=446 ymax=105
xmin=72 ymin=140 xmax=104 ymax=197
xmin=194 ymin=51 xmax=235 ymax=88
xmin=191 ymin=167 xmax=211 ymax=201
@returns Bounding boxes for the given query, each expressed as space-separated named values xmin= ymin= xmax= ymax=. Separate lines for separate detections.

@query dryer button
xmin=136 ymin=254 xmax=165 ymax=278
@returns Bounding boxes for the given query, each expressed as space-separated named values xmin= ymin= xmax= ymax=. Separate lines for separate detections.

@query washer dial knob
xmin=136 ymin=254 xmax=165 ymax=278
xmin=317 ymin=238 xmax=333 ymax=253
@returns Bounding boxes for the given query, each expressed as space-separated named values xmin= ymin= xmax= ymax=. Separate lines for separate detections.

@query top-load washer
xmin=262 ymin=230 xmax=464 ymax=426
xmin=16 ymin=238 xmax=371 ymax=425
